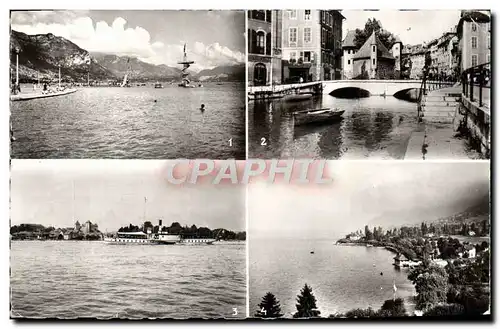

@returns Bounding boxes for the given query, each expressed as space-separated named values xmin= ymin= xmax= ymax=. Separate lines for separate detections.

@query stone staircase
xmin=420 ymin=88 xmax=462 ymax=124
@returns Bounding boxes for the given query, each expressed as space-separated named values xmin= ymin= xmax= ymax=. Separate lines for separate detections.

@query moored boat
xmin=154 ymin=82 xmax=164 ymax=88
xmin=10 ymin=88 xmax=77 ymax=101
xmin=293 ymin=108 xmax=345 ymax=126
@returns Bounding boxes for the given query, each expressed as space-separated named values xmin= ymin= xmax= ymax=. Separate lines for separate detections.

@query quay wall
xmin=458 ymin=95 xmax=491 ymax=158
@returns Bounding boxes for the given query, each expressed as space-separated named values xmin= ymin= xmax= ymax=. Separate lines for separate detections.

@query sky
xmin=342 ymin=10 xmax=461 ymax=46
xmin=10 ymin=160 xmax=245 ymax=232
xmin=10 ymin=10 xmax=245 ymax=71
xmin=250 ymin=161 xmax=490 ymax=240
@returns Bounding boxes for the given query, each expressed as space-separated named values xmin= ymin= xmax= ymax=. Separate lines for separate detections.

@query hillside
xmin=10 ymin=30 xmax=245 ymax=83
xmin=10 ymin=30 xmax=114 ymax=82
xmin=90 ymin=53 xmax=182 ymax=81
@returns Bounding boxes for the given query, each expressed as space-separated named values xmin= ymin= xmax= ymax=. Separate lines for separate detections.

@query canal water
xmin=249 ymin=95 xmax=419 ymax=159
xmin=10 ymin=241 xmax=246 ymax=319
xmin=250 ymin=238 xmax=416 ymax=317
xmin=11 ymin=82 xmax=245 ymax=159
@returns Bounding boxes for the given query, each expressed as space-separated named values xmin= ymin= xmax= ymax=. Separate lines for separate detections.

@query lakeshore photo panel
xmin=9 ymin=10 xmax=246 ymax=159
xmin=248 ymin=161 xmax=490 ymax=319
xmin=9 ymin=160 xmax=247 ymax=319
xmin=247 ymin=9 xmax=491 ymax=160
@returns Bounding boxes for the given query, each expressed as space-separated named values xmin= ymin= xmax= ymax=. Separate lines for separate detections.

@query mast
xmin=15 ymin=48 xmax=19 ymax=86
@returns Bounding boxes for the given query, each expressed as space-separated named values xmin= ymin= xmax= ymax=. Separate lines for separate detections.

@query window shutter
xmin=251 ymin=30 xmax=257 ymax=54
xmin=266 ymin=32 xmax=272 ymax=56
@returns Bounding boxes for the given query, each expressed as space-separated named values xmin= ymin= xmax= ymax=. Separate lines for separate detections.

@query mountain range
xmin=10 ymin=30 xmax=244 ymax=83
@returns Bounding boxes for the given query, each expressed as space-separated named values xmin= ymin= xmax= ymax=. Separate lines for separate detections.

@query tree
xmin=408 ymin=264 xmax=449 ymax=311
xmin=354 ymin=18 xmax=397 ymax=50
xmin=293 ymin=284 xmax=321 ymax=318
xmin=378 ymin=298 xmax=406 ymax=317
xmin=254 ymin=292 xmax=283 ymax=318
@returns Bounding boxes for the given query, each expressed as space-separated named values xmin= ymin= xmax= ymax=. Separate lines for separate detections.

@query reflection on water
xmin=249 ymin=95 xmax=418 ymax=159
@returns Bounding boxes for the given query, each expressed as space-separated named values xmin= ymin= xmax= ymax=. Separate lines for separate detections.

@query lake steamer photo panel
xmin=10 ymin=10 xmax=246 ymax=159
xmin=248 ymin=10 xmax=490 ymax=160
xmin=10 ymin=160 xmax=247 ymax=319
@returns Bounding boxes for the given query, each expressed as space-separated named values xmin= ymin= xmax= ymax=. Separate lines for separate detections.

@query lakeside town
xmin=253 ymin=217 xmax=489 ymax=318
xmin=10 ymin=220 xmax=246 ymax=241
xmin=248 ymin=9 xmax=489 ymax=88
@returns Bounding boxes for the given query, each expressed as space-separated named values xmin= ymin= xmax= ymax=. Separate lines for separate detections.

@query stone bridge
xmin=322 ymin=79 xmax=453 ymax=97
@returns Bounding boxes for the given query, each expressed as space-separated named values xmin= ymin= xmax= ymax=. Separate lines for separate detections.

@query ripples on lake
xmin=249 ymin=96 xmax=419 ymax=159
xmin=11 ymin=83 xmax=245 ymax=159
xmin=11 ymin=241 xmax=246 ymax=319
xmin=250 ymin=239 xmax=416 ymax=317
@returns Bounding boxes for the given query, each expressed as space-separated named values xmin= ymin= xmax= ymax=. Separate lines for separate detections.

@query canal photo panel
xmin=248 ymin=161 xmax=490 ymax=319
xmin=248 ymin=10 xmax=490 ymax=160
xmin=10 ymin=10 xmax=246 ymax=159
xmin=9 ymin=160 xmax=246 ymax=319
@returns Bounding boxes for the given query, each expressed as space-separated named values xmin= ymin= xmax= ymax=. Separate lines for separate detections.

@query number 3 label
xmin=232 ymin=307 xmax=238 ymax=316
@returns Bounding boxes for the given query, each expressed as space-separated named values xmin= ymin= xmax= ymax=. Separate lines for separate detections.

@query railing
xmin=461 ymin=62 xmax=491 ymax=108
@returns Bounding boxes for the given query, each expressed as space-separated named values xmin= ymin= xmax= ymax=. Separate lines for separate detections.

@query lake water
xmin=10 ymin=241 xmax=246 ymax=319
xmin=249 ymin=96 xmax=419 ymax=159
xmin=250 ymin=238 xmax=415 ymax=318
xmin=11 ymin=83 xmax=245 ymax=159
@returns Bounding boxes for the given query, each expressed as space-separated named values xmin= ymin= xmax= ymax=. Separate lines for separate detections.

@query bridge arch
xmin=393 ymin=88 xmax=420 ymax=102
xmin=329 ymin=87 xmax=370 ymax=98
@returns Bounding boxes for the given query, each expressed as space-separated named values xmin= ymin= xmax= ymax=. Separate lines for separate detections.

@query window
xmin=304 ymin=10 xmax=311 ymax=20
xmin=289 ymin=28 xmax=297 ymax=43
xmin=472 ymin=54 xmax=478 ymax=67
xmin=348 ymin=59 xmax=351 ymax=65
xmin=256 ymin=31 xmax=265 ymax=54
xmin=304 ymin=27 xmax=311 ymax=43
xmin=471 ymin=36 xmax=477 ymax=49
xmin=472 ymin=23 xmax=477 ymax=32
xmin=251 ymin=10 xmax=266 ymax=21
xmin=289 ymin=10 xmax=297 ymax=19
xmin=372 ymin=45 xmax=376 ymax=52
xmin=373 ymin=58 xmax=376 ymax=65
xmin=304 ymin=51 xmax=311 ymax=62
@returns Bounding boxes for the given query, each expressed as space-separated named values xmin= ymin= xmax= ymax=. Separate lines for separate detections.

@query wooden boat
xmin=10 ymin=88 xmax=77 ymax=101
xmin=154 ymin=82 xmax=164 ymax=88
xmin=293 ymin=108 xmax=345 ymax=126
xmin=284 ymin=91 xmax=313 ymax=102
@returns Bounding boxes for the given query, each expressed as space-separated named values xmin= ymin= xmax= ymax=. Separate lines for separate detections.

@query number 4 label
xmin=261 ymin=307 xmax=267 ymax=315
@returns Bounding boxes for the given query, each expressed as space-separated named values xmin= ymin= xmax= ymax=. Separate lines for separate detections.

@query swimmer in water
xmin=200 ymin=104 xmax=205 ymax=112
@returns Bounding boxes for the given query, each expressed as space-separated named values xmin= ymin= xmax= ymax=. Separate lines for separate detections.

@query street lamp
xmin=15 ymin=47 xmax=19 ymax=87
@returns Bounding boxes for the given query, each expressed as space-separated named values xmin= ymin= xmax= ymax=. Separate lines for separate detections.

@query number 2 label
xmin=261 ymin=137 xmax=267 ymax=146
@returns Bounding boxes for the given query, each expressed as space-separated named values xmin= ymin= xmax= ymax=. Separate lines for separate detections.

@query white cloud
xmin=11 ymin=13 xmax=244 ymax=71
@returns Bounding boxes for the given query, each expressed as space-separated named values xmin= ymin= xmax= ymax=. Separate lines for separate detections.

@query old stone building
xmin=341 ymin=30 xmax=358 ymax=79
xmin=352 ymin=31 xmax=395 ymax=79
xmin=457 ymin=10 xmax=490 ymax=71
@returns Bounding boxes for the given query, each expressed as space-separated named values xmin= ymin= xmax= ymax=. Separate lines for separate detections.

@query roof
xmin=393 ymin=35 xmax=402 ymax=44
xmin=353 ymin=31 xmax=394 ymax=60
xmin=342 ymin=30 xmax=357 ymax=49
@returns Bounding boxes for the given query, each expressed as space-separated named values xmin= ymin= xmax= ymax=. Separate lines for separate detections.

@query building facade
xmin=341 ymin=30 xmax=358 ymax=79
xmin=389 ymin=36 xmax=403 ymax=79
xmin=406 ymin=44 xmax=427 ymax=79
xmin=247 ymin=10 xmax=282 ymax=86
xmin=458 ymin=11 xmax=491 ymax=72
xmin=281 ymin=10 xmax=344 ymax=83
